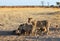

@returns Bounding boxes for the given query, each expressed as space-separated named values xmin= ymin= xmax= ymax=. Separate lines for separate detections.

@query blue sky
xmin=0 ymin=0 xmax=60 ymax=6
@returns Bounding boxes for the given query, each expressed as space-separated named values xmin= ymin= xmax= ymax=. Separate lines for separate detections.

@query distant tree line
xmin=41 ymin=1 xmax=60 ymax=7
xmin=56 ymin=2 xmax=60 ymax=7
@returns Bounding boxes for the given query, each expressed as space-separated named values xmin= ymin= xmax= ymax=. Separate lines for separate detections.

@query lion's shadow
xmin=0 ymin=30 xmax=17 ymax=36
xmin=0 ymin=27 xmax=60 ymax=36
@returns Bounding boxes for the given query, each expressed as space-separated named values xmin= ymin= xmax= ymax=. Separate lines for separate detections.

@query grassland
xmin=0 ymin=7 xmax=60 ymax=30
xmin=0 ymin=7 xmax=60 ymax=41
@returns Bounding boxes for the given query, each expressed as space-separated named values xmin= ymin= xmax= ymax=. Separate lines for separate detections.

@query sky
xmin=0 ymin=0 xmax=60 ymax=6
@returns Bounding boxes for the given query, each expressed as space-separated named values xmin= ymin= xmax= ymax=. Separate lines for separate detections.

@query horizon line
xmin=0 ymin=6 xmax=59 ymax=8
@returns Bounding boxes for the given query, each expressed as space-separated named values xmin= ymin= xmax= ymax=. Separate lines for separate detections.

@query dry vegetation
xmin=0 ymin=7 xmax=60 ymax=41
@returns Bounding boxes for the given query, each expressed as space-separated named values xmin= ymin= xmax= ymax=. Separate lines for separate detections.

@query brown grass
xmin=0 ymin=7 xmax=60 ymax=30
xmin=0 ymin=7 xmax=60 ymax=41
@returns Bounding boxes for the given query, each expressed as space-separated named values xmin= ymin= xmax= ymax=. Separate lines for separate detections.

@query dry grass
xmin=0 ymin=7 xmax=60 ymax=41
xmin=0 ymin=8 xmax=60 ymax=30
